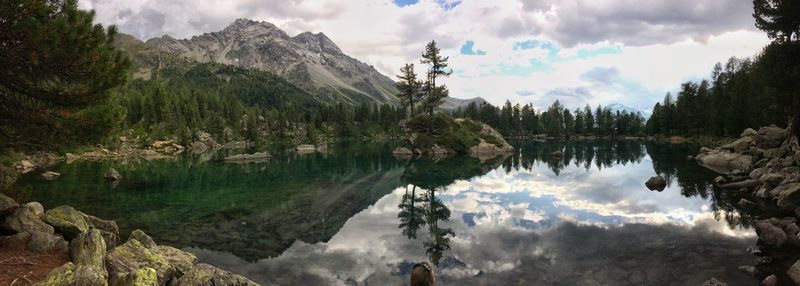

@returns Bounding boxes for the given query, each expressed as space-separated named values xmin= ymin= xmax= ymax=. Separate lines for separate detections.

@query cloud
xmin=580 ymin=67 xmax=621 ymax=85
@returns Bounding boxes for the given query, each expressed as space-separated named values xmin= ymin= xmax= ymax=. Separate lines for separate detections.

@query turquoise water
xmin=11 ymin=141 xmax=758 ymax=285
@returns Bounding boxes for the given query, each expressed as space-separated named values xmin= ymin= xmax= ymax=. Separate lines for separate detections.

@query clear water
xmin=11 ymin=140 xmax=758 ymax=285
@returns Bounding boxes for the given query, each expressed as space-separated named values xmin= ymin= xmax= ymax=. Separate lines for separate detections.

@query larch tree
xmin=420 ymin=40 xmax=453 ymax=115
xmin=396 ymin=63 xmax=422 ymax=118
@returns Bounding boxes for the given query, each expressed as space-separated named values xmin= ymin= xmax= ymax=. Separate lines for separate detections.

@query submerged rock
xmin=548 ymin=150 xmax=564 ymax=158
xmin=645 ymin=175 xmax=667 ymax=191
xmin=104 ymin=168 xmax=122 ymax=181
xmin=392 ymin=147 xmax=414 ymax=156
xmin=15 ymin=160 xmax=35 ymax=174
xmin=223 ymin=152 xmax=270 ymax=163
xmin=41 ymin=171 xmax=61 ymax=180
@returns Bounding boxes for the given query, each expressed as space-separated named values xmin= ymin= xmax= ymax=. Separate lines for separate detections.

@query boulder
xmin=110 ymin=267 xmax=159 ymax=286
xmin=83 ymin=214 xmax=120 ymax=249
xmin=776 ymin=183 xmax=800 ymax=209
xmin=15 ymin=160 xmax=35 ymax=174
xmin=760 ymin=148 xmax=788 ymax=159
xmin=761 ymin=173 xmax=785 ymax=187
xmin=175 ymin=263 xmax=258 ymax=286
xmin=392 ymin=147 xmax=414 ymax=156
xmin=28 ymin=231 xmax=68 ymax=252
xmin=718 ymin=179 xmax=762 ymax=190
xmin=34 ymin=262 xmax=107 ymax=286
xmin=721 ymin=136 xmax=754 ymax=152
xmin=106 ymin=231 xmax=175 ymax=285
xmin=761 ymin=274 xmax=778 ymax=286
xmin=695 ymin=149 xmax=755 ymax=174
xmin=25 ymin=202 xmax=44 ymax=218
xmin=65 ymin=153 xmax=79 ymax=163
xmin=296 ymin=144 xmax=316 ymax=152
xmin=468 ymin=139 xmax=514 ymax=156
xmin=104 ymin=168 xmax=122 ymax=181
xmin=702 ymin=278 xmax=727 ymax=286
xmin=0 ymin=193 xmax=19 ymax=216
xmin=645 ymin=175 xmax=667 ymax=191
xmin=738 ymin=199 xmax=758 ymax=209
xmin=2 ymin=204 xmax=54 ymax=234
xmin=789 ymin=259 xmax=800 ymax=285
xmin=43 ymin=205 xmax=90 ymax=240
xmin=713 ymin=176 xmax=727 ymax=185
xmin=155 ymin=245 xmax=197 ymax=277
xmin=756 ymin=126 xmax=787 ymax=149
xmin=750 ymin=167 xmax=769 ymax=180
xmin=741 ymin=128 xmax=758 ymax=137
xmin=70 ymin=229 xmax=108 ymax=279
xmin=129 ymin=229 xmax=156 ymax=248
xmin=41 ymin=171 xmax=61 ymax=180
xmin=190 ymin=141 xmax=209 ymax=153
xmin=755 ymin=220 xmax=787 ymax=247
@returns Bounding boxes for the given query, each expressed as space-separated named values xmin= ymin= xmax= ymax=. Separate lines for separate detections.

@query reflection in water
xmin=11 ymin=140 xmax=762 ymax=285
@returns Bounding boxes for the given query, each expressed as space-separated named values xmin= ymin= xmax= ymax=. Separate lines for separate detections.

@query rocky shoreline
xmin=694 ymin=125 xmax=800 ymax=285
xmin=0 ymin=193 xmax=259 ymax=285
xmin=393 ymin=116 xmax=513 ymax=159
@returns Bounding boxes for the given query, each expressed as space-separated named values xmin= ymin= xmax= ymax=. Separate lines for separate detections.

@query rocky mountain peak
xmin=291 ymin=31 xmax=342 ymax=54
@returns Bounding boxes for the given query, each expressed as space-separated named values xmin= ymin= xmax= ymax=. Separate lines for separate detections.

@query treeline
xmin=117 ymin=63 xmax=405 ymax=146
xmin=645 ymin=54 xmax=788 ymax=136
xmin=452 ymin=100 xmax=646 ymax=137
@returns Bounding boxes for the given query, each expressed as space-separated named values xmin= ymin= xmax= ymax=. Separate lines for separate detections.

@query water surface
xmin=12 ymin=140 xmax=758 ymax=285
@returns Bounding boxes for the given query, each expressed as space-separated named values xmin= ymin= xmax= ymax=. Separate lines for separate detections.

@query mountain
xmin=440 ymin=97 xmax=488 ymax=111
xmin=145 ymin=18 xmax=399 ymax=105
xmin=606 ymin=103 xmax=650 ymax=118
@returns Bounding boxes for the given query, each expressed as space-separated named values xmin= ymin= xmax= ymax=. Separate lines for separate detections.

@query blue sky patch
xmin=460 ymin=40 xmax=487 ymax=55
xmin=392 ymin=0 xmax=418 ymax=7
xmin=393 ymin=0 xmax=461 ymax=10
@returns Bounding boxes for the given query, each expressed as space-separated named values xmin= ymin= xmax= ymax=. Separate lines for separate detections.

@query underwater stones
xmin=104 ymin=168 xmax=122 ymax=181
xmin=645 ymin=175 xmax=667 ymax=191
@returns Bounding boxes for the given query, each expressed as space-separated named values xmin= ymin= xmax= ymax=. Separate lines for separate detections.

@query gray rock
xmin=761 ymin=148 xmax=788 ymax=159
xmin=155 ymin=245 xmax=198 ymax=277
xmin=718 ymin=179 xmax=762 ymax=190
xmin=713 ymin=176 xmax=726 ymax=185
xmin=703 ymin=277 xmax=727 ymax=286
xmin=750 ymin=168 xmax=768 ymax=181
xmin=109 ymin=267 xmax=159 ymax=286
xmin=645 ymin=175 xmax=667 ymax=191
xmin=738 ymin=199 xmax=757 ymax=209
xmin=71 ymin=229 xmax=108 ymax=279
xmin=106 ymin=234 xmax=176 ymax=285
xmin=105 ymin=168 xmax=122 ymax=181
xmin=392 ymin=147 xmax=414 ymax=156
xmin=24 ymin=202 xmax=44 ymax=218
xmin=43 ymin=205 xmax=90 ymax=240
xmin=28 ymin=231 xmax=68 ymax=252
xmin=721 ymin=136 xmax=754 ymax=152
xmin=296 ymin=144 xmax=316 ymax=152
xmin=129 ymin=229 xmax=157 ymax=248
xmin=756 ymin=126 xmax=787 ymax=149
xmin=15 ymin=160 xmax=35 ymax=174
xmin=549 ymin=150 xmax=564 ymax=158
xmin=84 ymin=214 xmax=120 ymax=249
xmin=2 ymin=205 xmax=54 ymax=234
xmin=41 ymin=171 xmax=61 ymax=180
xmin=756 ymin=220 xmax=788 ymax=247
xmin=761 ymin=173 xmax=786 ymax=187
xmin=223 ymin=152 xmax=271 ymax=163
xmin=783 ymin=156 xmax=796 ymax=167
xmin=789 ymin=259 xmax=800 ymax=285
xmin=738 ymin=265 xmax=757 ymax=276
xmin=0 ymin=193 xmax=19 ymax=216
xmin=761 ymin=274 xmax=778 ymax=286
xmin=175 ymin=263 xmax=258 ymax=286
xmin=776 ymin=183 xmax=800 ymax=209
xmin=741 ymin=128 xmax=757 ymax=137
xmin=695 ymin=149 xmax=755 ymax=174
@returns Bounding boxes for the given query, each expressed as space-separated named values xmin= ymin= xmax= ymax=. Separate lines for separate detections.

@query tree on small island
xmin=397 ymin=40 xmax=453 ymax=117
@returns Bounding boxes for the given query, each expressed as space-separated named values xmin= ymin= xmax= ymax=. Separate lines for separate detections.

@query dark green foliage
xmin=405 ymin=114 xmax=484 ymax=154
xmin=452 ymin=101 xmax=645 ymax=137
xmin=0 ymin=0 xmax=130 ymax=148
xmin=396 ymin=63 xmax=423 ymax=117
xmin=753 ymin=0 xmax=800 ymax=43
xmin=420 ymin=40 xmax=453 ymax=115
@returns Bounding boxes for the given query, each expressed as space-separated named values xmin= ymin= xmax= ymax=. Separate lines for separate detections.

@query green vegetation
xmin=0 ymin=0 xmax=130 ymax=148
xmin=397 ymin=40 xmax=453 ymax=117
xmin=452 ymin=100 xmax=646 ymax=137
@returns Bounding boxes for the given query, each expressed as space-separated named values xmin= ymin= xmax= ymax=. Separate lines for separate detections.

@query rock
xmin=783 ymin=156 xmax=796 ymax=167
xmin=549 ymin=150 xmax=564 ymax=158
xmin=756 ymin=187 xmax=770 ymax=198
xmin=741 ymin=128 xmax=758 ymax=137
xmin=15 ymin=160 xmax=35 ymax=174
xmin=761 ymin=274 xmax=778 ymax=286
xmin=738 ymin=199 xmax=758 ymax=209
xmin=296 ymin=144 xmax=316 ymax=154
xmin=761 ymin=173 xmax=785 ymax=187
xmin=392 ymin=147 xmax=414 ymax=156
xmin=703 ymin=277 xmax=727 ymax=286
xmin=83 ymin=214 xmax=120 ymax=249
xmin=738 ymin=265 xmax=757 ymax=276
xmin=110 ymin=267 xmax=159 ymax=286
xmin=721 ymin=136 xmax=754 ymax=152
xmin=175 ymin=263 xmax=258 ymax=286
xmin=129 ymin=229 xmax=156 ymax=248
xmin=468 ymin=139 xmax=514 ymax=156
xmin=713 ymin=176 xmax=727 ymax=185
xmin=43 ymin=205 xmax=90 ymax=240
xmin=41 ymin=171 xmax=61 ymax=180
xmin=756 ymin=126 xmax=787 ymax=149
xmin=24 ymin=202 xmax=44 ymax=218
xmin=104 ymin=168 xmax=122 ymax=181
xmin=695 ymin=149 xmax=755 ymax=174
xmin=751 ymin=167 xmax=769 ymax=180
xmin=789 ymin=259 xmax=800 ymax=285
xmin=106 ymin=234 xmax=175 ymax=285
xmin=0 ymin=193 xmax=19 ymax=216
xmin=155 ymin=245 xmax=197 ymax=277
xmin=2 ymin=204 xmax=54 ymax=234
xmin=645 ymin=175 xmax=667 ymax=191
xmin=70 ymin=229 xmax=108 ymax=279
xmin=761 ymin=148 xmax=788 ymax=159
xmin=756 ymin=220 xmax=788 ymax=247
xmin=776 ymin=183 xmax=800 ymax=209
xmin=718 ymin=179 xmax=763 ymax=190
xmin=34 ymin=262 xmax=77 ymax=286
xmin=224 ymin=152 xmax=270 ymax=163
xmin=687 ymin=155 xmax=694 ymax=161
xmin=29 ymin=231 xmax=68 ymax=252
xmin=65 ymin=153 xmax=79 ymax=163
xmin=190 ymin=141 xmax=209 ymax=153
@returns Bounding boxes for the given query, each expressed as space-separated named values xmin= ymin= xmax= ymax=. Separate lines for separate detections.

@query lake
xmin=10 ymin=140 xmax=759 ymax=285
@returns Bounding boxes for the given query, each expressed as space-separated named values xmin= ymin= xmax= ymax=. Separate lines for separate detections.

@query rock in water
xmin=548 ymin=150 xmax=564 ymax=158
xmin=702 ymin=278 xmax=727 ymax=286
xmin=104 ymin=168 xmax=122 ymax=181
xmin=296 ymin=144 xmax=316 ymax=154
xmin=41 ymin=171 xmax=61 ymax=180
xmin=223 ymin=152 xmax=270 ymax=163
xmin=15 ymin=160 xmax=35 ymax=174
xmin=645 ymin=175 xmax=667 ymax=191
xmin=695 ymin=149 xmax=754 ymax=174
xmin=392 ymin=147 xmax=414 ymax=156
xmin=755 ymin=220 xmax=787 ymax=247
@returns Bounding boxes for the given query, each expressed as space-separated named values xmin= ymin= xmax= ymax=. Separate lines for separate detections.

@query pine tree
xmin=420 ymin=40 xmax=453 ymax=115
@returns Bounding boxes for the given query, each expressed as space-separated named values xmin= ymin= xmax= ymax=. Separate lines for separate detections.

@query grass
xmin=405 ymin=114 xmax=503 ymax=154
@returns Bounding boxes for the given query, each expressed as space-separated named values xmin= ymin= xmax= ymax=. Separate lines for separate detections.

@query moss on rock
xmin=43 ymin=205 xmax=90 ymax=239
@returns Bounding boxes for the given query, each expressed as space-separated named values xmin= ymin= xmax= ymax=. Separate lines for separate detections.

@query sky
xmin=79 ymin=0 xmax=770 ymax=113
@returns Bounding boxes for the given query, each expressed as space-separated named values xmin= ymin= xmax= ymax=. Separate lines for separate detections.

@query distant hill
xmin=145 ymin=18 xmax=399 ymax=105
xmin=440 ymin=97 xmax=488 ymax=111
xmin=606 ymin=103 xmax=650 ymax=118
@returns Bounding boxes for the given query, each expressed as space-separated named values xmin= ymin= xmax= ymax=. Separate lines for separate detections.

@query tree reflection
xmin=397 ymin=155 xmax=507 ymax=265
